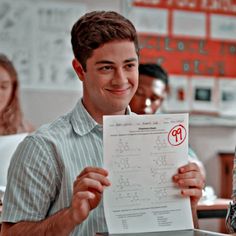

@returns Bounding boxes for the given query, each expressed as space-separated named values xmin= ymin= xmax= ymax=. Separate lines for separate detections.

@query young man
xmin=130 ymin=63 xmax=169 ymax=115
xmin=1 ymin=11 xmax=204 ymax=236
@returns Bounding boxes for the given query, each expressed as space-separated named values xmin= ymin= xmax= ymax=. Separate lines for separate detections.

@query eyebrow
xmin=95 ymin=58 xmax=138 ymax=65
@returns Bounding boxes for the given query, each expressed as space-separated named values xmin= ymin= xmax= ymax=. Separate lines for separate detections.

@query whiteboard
xmin=0 ymin=0 xmax=86 ymax=91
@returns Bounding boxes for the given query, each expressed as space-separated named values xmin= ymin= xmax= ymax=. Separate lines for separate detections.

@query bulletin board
xmin=0 ymin=0 xmax=85 ymax=91
xmin=124 ymin=0 xmax=236 ymax=117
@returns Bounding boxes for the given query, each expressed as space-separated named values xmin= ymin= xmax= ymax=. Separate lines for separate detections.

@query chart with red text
xmin=125 ymin=0 xmax=236 ymax=117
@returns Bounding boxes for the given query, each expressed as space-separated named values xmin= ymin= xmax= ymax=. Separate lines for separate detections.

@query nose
xmin=111 ymin=68 xmax=127 ymax=86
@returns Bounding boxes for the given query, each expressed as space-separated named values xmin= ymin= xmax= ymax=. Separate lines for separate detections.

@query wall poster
xmin=124 ymin=0 xmax=236 ymax=118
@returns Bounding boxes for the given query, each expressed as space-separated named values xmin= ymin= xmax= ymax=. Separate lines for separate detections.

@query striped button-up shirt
xmin=3 ymin=99 xmax=131 ymax=235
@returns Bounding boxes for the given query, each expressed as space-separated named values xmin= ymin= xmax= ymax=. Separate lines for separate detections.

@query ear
xmin=72 ymin=59 xmax=85 ymax=82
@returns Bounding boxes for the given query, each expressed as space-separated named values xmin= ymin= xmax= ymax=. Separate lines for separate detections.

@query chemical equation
xmin=116 ymin=191 xmax=140 ymax=202
xmin=113 ymin=157 xmax=141 ymax=171
xmin=150 ymin=186 xmax=179 ymax=204
xmin=115 ymin=175 xmax=141 ymax=191
xmin=154 ymin=136 xmax=169 ymax=150
xmin=151 ymin=154 xmax=174 ymax=168
xmin=115 ymin=190 xmax=151 ymax=207
xmin=115 ymin=138 xmax=141 ymax=155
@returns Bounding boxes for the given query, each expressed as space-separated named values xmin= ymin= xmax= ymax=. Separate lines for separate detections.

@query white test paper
xmin=103 ymin=114 xmax=193 ymax=234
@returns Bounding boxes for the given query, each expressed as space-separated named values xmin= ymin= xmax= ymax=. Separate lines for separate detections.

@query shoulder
xmin=14 ymin=113 xmax=72 ymax=158
xmin=33 ymin=113 xmax=73 ymax=145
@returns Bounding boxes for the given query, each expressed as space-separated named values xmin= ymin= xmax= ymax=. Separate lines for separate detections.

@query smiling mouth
xmin=106 ymin=87 xmax=131 ymax=95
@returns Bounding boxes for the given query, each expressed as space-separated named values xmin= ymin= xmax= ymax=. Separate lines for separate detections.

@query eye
xmin=0 ymin=83 xmax=11 ymax=90
xmin=98 ymin=65 xmax=113 ymax=71
xmin=151 ymin=95 xmax=162 ymax=103
xmin=125 ymin=63 xmax=136 ymax=70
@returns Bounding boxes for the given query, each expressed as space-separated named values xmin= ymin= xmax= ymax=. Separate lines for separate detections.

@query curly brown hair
xmin=71 ymin=11 xmax=139 ymax=71
xmin=0 ymin=54 xmax=23 ymax=135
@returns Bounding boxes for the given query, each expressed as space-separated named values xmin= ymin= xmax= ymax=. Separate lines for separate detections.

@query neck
xmin=81 ymin=99 xmax=127 ymax=125
xmin=98 ymin=110 xmax=127 ymax=124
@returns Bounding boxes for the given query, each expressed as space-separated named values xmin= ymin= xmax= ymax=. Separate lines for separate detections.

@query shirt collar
xmin=70 ymin=99 xmax=99 ymax=136
xmin=126 ymin=106 xmax=132 ymax=115
xmin=70 ymin=99 xmax=132 ymax=136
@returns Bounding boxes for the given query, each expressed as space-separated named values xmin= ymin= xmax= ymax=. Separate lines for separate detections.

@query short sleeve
xmin=2 ymin=135 xmax=59 ymax=222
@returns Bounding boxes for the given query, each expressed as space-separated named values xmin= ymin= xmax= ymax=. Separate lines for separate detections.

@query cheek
xmin=131 ymin=96 xmax=146 ymax=109
xmin=0 ymin=90 xmax=10 ymax=110
xmin=89 ymin=73 xmax=108 ymax=89
xmin=152 ymin=100 xmax=162 ymax=109
xmin=4 ymin=88 xmax=13 ymax=103
xmin=134 ymin=77 xmax=139 ymax=89
xmin=129 ymin=71 xmax=139 ymax=87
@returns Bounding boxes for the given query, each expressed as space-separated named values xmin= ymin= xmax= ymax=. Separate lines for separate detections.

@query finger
xmin=173 ymin=171 xmax=198 ymax=180
xmin=81 ymin=178 xmax=105 ymax=193
xmin=180 ymin=188 xmax=203 ymax=198
xmin=76 ymin=172 xmax=111 ymax=186
xmin=177 ymin=178 xmax=205 ymax=189
xmin=74 ymin=191 xmax=96 ymax=200
xmin=74 ymin=176 xmax=110 ymax=194
xmin=78 ymin=167 xmax=109 ymax=178
xmin=172 ymin=171 xmax=203 ymax=185
xmin=178 ymin=162 xmax=200 ymax=173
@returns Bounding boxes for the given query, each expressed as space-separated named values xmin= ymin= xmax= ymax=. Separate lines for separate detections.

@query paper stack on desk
xmin=103 ymin=114 xmax=193 ymax=234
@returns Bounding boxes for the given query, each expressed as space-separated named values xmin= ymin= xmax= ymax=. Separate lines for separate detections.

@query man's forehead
xmin=95 ymin=57 xmax=138 ymax=65
xmin=139 ymin=75 xmax=166 ymax=96
xmin=139 ymin=75 xmax=166 ymax=88
xmin=152 ymin=79 xmax=166 ymax=96
xmin=87 ymin=40 xmax=138 ymax=64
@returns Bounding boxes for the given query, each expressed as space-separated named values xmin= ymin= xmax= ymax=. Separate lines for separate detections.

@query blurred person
xmin=226 ymin=146 xmax=236 ymax=233
xmin=0 ymin=54 xmax=34 ymax=135
xmin=130 ymin=63 xmax=169 ymax=115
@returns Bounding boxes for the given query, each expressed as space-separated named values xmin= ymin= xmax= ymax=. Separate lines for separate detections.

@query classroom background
xmin=0 ymin=0 xmax=236 ymax=232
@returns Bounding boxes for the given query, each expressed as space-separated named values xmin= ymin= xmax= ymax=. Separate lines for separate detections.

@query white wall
xmin=20 ymin=89 xmax=81 ymax=126
xmin=189 ymin=126 xmax=236 ymax=196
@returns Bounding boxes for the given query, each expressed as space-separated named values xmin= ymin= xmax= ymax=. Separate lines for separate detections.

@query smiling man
xmin=72 ymin=40 xmax=139 ymax=124
xmin=1 ymin=11 xmax=204 ymax=236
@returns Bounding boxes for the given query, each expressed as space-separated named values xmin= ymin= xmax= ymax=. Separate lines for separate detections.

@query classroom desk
xmin=95 ymin=229 xmax=229 ymax=235
xmin=0 ymin=199 xmax=231 ymax=234
xmin=197 ymin=198 xmax=231 ymax=219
